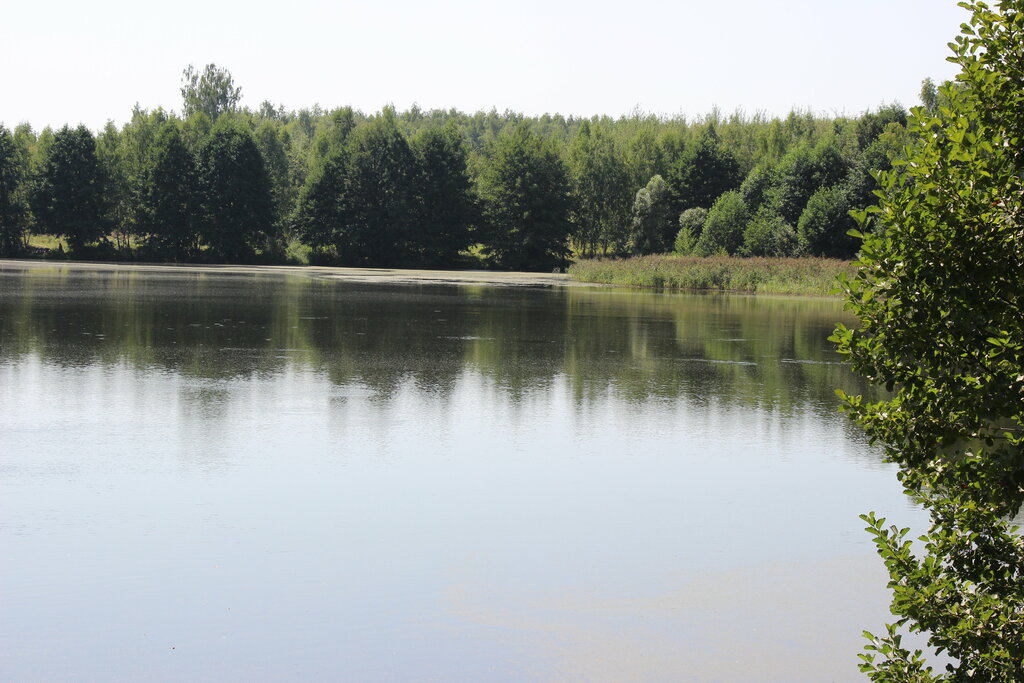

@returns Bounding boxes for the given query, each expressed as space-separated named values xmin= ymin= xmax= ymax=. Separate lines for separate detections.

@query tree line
xmin=0 ymin=64 xmax=922 ymax=270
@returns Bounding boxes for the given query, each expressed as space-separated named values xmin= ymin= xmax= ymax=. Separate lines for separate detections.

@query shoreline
xmin=0 ymin=258 xmax=579 ymax=288
xmin=1 ymin=257 xmax=850 ymax=296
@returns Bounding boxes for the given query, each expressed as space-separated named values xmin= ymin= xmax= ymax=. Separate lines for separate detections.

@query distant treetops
xmin=0 ymin=63 xmax=916 ymax=269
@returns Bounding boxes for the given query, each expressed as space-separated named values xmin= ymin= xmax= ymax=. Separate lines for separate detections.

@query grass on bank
xmin=568 ymin=254 xmax=855 ymax=296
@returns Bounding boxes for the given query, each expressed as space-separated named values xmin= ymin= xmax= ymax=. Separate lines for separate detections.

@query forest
xmin=0 ymin=65 xmax=940 ymax=271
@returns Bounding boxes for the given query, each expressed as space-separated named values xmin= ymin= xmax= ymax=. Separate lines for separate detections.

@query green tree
xmin=674 ymin=207 xmax=707 ymax=255
xmin=181 ymin=64 xmax=242 ymax=121
xmin=694 ymin=190 xmax=747 ymax=256
xmin=622 ymin=124 xmax=667 ymax=191
xmin=0 ymin=125 xmax=29 ymax=255
xmin=768 ymin=139 xmax=851 ymax=226
xmin=142 ymin=121 xmax=201 ymax=260
xmin=739 ymin=162 xmax=777 ymax=213
xmin=920 ymin=77 xmax=940 ymax=115
xmin=409 ymin=123 xmax=475 ymax=267
xmin=32 ymin=127 xmax=55 ymax=173
xmin=257 ymin=100 xmax=286 ymax=121
xmin=30 ymin=125 xmax=107 ymax=250
xmin=477 ymin=124 xmax=572 ymax=271
xmin=290 ymin=146 xmax=348 ymax=256
xmin=854 ymin=104 xmax=908 ymax=151
xmin=11 ymin=125 xmax=37 ymax=239
xmin=309 ymin=107 xmax=356 ymax=171
xmin=667 ymin=123 xmax=742 ymax=218
xmin=627 ymin=174 xmax=673 ymax=255
xmin=796 ymin=185 xmax=856 ymax=258
xmin=95 ymin=121 xmax=133 ymax=249
xmin=567 ymin=121 xmax=632 ymax=257
xmin=741 ymin=207 xmax=796 ymax=257
xmin=181 ymin=111 xmax=213 ymax=155
xmin=336 ymin=110 xmax=417 ymax=266
xmin=833 ymin=2 xmax=1024 ymax=679
xmin=197 ymin=120 xmax=274 ymax=261
xmin=844 ymin=123 xmax=910 ymax=213
xmin=115 ymin=107 xmax=170 ymax=244
xmin=254 ymin=119 xmax=293 ymax=230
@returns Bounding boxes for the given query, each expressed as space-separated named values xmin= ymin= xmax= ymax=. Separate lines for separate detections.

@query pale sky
xmin=2 ymin=0 xmax=966 ymax=131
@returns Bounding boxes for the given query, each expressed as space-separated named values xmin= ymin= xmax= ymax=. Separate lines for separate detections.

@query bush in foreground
xmin=833 ymin=1 xmax=1024 ymax=678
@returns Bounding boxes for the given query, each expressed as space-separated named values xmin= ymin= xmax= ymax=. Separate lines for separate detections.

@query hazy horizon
xmin=3 ymin=0 xmax=965 ymax=131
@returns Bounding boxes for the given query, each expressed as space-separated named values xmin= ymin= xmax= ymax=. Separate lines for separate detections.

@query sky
xmin=2 ymin=0 xmax=967 ymax=131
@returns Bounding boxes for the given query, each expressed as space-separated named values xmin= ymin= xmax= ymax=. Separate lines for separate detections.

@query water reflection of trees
xmin=0 ymin=266 xmax=874 ymax=417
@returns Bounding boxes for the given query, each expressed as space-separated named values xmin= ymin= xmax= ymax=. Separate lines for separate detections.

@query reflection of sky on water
xmin=0 ymin=264 xmax=924 ymax=681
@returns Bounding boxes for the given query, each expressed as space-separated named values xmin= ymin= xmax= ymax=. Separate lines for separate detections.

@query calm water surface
xmin=0 ymin=263 xmax=925 ymax=682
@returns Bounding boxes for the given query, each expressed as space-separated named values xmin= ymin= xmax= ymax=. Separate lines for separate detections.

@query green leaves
xmin=181 ymin=64 xmax=242 ymax=122
xmin=477 ymin=124 xmax=572 ymax=271
xmin=567 ymin=121 xmax=632 ymax=257
xmin=629 ymin=174 xmax=673 ymax=255
xmin=30 ymin=125 xmax=107 ymax=250
xmin=0 ymin=125 xmax=29 ymax=256
xmin=836 ymin=1 xmax=1024 ymax=679
xmin=291 ymin=115 xmax=476 ymax=268
xmin=694 ymin=190 xmax=748 ymax=256
xmin=197 ymin=120 xmax=275 ymax=262
xmin=666 ymin=123 xmax=742 ymax=216
xmin=858 ymin=495 xmax=1024 ymax=681
xmin=142 ymin=121 xmax=200 ymax=260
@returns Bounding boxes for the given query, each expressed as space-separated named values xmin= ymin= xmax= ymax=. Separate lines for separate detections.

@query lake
xmin=0 ymin=262 xmax=925 ymax=682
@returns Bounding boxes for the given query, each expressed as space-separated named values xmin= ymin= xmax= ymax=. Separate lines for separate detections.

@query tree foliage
xmin=742 ymin=207 xmax=795 ymax=257
xmin=478 ymin=124 xmax=572 ymax=271
xmin=335 ymin=109 xmax=417 ymax=266
xmin=797 ymin=185 xmax=856 ymax=257
xmin=0 ymin=125 xmax=29 ymax=256
xmin=694 ymin=190 xmax=747 ymax=256
xmin=197 ymin=120 xmax=275 ymax=261
xmin=667 ymin=123 xmax=742 ymax=217
xmin=767 ymin=140 xmax=850 ymax=226
xmin=628 ymin=174 xmax=673 ymax=255
xmin=832 ymin=2 xmax=1024 ymax=679
xmin=674 ymin=207 xmax=707 ymax=255
xmin=30 ymin=125 xmax=107 ymax=250
xmin=291 ymin=146 xmax=348 ymax=254
xmin=181 ymin=64 xmax=242 ymax=121
xmin=408 ymin=123 xmax=475 ymax=267
xmin=10 ymin=62 xmax=917 ymax=267
xmin=142 ymin=121 xmax=200 ymax=260
xmin=567 ymin=121 xmax=632 ymax=256
xmin=254 ymin=119 xmax=293 ymax=230
xmin=291 ymin=116 xmax=476 ymax=268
